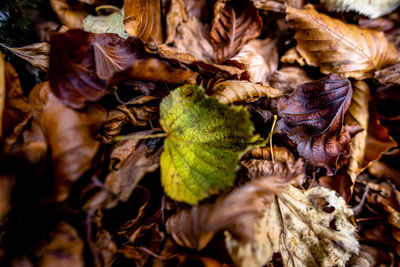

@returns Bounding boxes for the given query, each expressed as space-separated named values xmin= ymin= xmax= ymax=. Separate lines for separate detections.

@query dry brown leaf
xmin=30 ymin=82 xmax=106 ymax=202
xmin=252 ymin=0 xmax=303 ymax=10
xmin=1 ymin=61 xmax=32 ymax=148
xmin=349 ymin=244 xmax=395 ymax=266
xmin=374 ymin=63 xmax=400 ymax=85
xmin=369 ymin=161 xmax=400 ymax=186
xmin=345 ymin=81 xmax=370 ymax=185
xmin=166 ymin=172 xmax=302 ymax=251
xmin=210 ymin=1 xmax=262 ymax=63
xmin=226 ymin=38 xmax=278 ymax=84
xmin=269 ymin=66 xmax=311 ymax=94
xmin=50 ymin=0 xmax=88 ymax=29
xmin=225 ymin=186 xmax=359 ymax=267
xmin=105 ymin=130 xmax=163 ymax=202
xmin=165 ymin=0 xmax=188 ymax=44
xmin=209 ymin=80 xmax=282 ymax=104
xmin=0 ymin=43 xmax=50 ymax=72
xmin=280 ymin=47 xmax=305 ymax=66
xmin=124 ymin=0 xmax=163 ymax=44
xmin=286 ymin=5 xmax=398 ymax=79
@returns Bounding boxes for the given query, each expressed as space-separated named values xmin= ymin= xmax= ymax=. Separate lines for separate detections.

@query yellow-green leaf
xmin=160 ymin=84 xmax=264 ymax=205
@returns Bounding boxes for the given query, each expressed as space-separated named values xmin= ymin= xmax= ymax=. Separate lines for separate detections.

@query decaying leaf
xmin=160 ymin=84 xmax=264 ymax=204
xmin=209 ymin=80 xmax=282 ymax=104
xmin=166 ymin=174 xmax=301 ymax=250
xmin=226 ymin=38 xmax=279 ymax=84
xmin=123 ymin=0 xmax=163 ymax=44
xmin=1 ymin=61 xmax=32 ymax=148
xmin=0 ymin=43 xmax=50 ymax=72
xmin=286 ymin=5 xmax=398 ymax=79
xmin=83 ymin=10 xmax=129 ymax=39
xmin=105 ymin=130 xmax=163 ymax=203
xmin=225 ymin=186 xmax=359 ymax=267
xmin=49 ymin=29 xmax=195 ymax=108
xmin=50 ymin=0 xmax=88 ymax=29
xmin=210 ymin=1 xmax=262 ymax=63
xmin=278 ymin=73 xmax=358 ymax=175
xmin=345 ymin=81 xmax=370 ymax=184
xmin=30 ymin=82 xmax=106 ymax=201
xmin=374 ymin=63 xmax=400 ymax=85
xmin=321 ymin=0 xmax=400 ymax=19
xmin=269 ymin=66 xmax=311 ymax=94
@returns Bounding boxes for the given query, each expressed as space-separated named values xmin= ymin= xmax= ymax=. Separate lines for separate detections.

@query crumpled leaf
xmin=0 ymin=43 xmax=50 ymax=72
xmin=208 ymin=80 xmax=282 ymax=104
xmin=83 ymin=10 xmax=129 ymax=39
xmin=345 ymin=81 xmax=370 ymax=185
xmin=166 ymin=173 xmax=301 ymax=250
xmin=210 ymin=1 xmax=262 ymax=64
xmin=286 ymin=5 xmax=398 ymax=79
xmin=225 ymin=186 xmax=359 ymax=267
xmin=98 ymin=96 xmax=158 ymax=144
xmin=49 ymin=29 xmax=195 ymax=108
xmin=160 ymin=84 xmax=264 ymax=204
xmin=225 ymin=38 xmax=278 ymax=84
xmin=165 ymin=0 xmax=188 ymax=44
xmin=37 ymin=221 xmax=84 ymax=267
xmin=321 ymin=0 xmax=400 ymax=19
xmin=105 ymin=130 xmax=163 ymax=202
xmin=269 ymin=66 xmax=311 ymax=94
xmin=123 ymin=0 xmax=163 ymax=44
xmin=277 ymin=73 xmax=357 ymax=175
xmin=30 ymin=82 xmax=106 ymax=202
xmin=1 ymin=60 xmax=32 ymax=148
xmin=50 ymin=0 xmax=88 ymax=29
xmin=374 ymin=63 xmax=400 ymax=85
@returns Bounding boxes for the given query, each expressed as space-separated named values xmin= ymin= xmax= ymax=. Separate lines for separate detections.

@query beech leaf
xmin=159 ymin=84 xmax=264 ymax=205
xmin=225 ymin=186 xmax=359 ymax=267
xmin=0 ymin=43 xmax=50 ymax=72
xmin=374 ymin=63 xmax=400 ymax=85
xmin=286 ymin=5 xmax=398 ymax=79
xmin=209 ymin=80 xmax=282 ymax=104
xmin=321 ymin=0 xmax=400 ymax=19
xmin=277 ymin=73 xmax=357 ymax=175
xmin=123 ymin=0 xmax=163 ymax=44
xmin=210 ymin=1 xmax=262 ymax=64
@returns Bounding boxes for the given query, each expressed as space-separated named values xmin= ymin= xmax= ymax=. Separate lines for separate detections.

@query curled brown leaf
xmin=269 ymin=66 xmax=311 ymax=94
xmin=210 ymin=1 xmax=262 ymax=63
xmin=278 ymin=73 xmax=358 ymax=175
xmin=286 ymin=5 xmax=398 ymax=79
xmin=50 ymin=0 xmax=88 ymax=29
xmin=0 ymin=43 xmax=50 ymax=72
xmin=374 ymin=63 xmax=400 ymax=85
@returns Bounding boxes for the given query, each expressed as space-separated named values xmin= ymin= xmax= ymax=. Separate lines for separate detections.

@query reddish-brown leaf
xmin=210 ymin=1 xmax=262 ymax=64
xmin=278 ymin=73 xmax=359 ymax=175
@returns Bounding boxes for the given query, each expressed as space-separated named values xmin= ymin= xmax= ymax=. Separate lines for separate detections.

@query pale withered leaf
xmin=0 ymin=43 xmax=50 ymax=72
xmin=286 ymin=5 xmax=398 ymax=79
xmin=83 ymin=10 xmax=129 ymax=39
xmin=225 ymin=186 xmax=359 ymax=267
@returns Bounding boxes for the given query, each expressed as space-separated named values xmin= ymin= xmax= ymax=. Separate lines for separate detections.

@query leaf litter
xmin=1 ymin=0 xmax=400 ymax=266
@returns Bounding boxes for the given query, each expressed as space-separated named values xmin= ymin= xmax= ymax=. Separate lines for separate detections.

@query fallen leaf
xmin=50 ymin=0 xmax=88 ymax=29
xmin=160 ymin=84 xmax=264 ymax=204
xmin=278 ymin=73 xmax=358 ymax=175
xmin=225 ymin=186 xmax=359 ymax=267
xmin=321 ymin=0 xmax=400 ymax=19
xmin=374 ymin=63 xmax=400 ymax=85
xmin=1 ymin=60 xmax=32 ymax=148
xmin=83 ymin=10 xmax=129 ymax=39
xmin=98 ymin=96 xmax=159 ymax=144
xmin=358 ymin=17 xmax=395 ymax=32
xmin=165 ymin=0 xmax=188 ymax=44
xmin=369 ymin=161 xmax=400 ymax=186
xmin=345 ymin=81 xmax=370 ymax=185
xmin=0 ymin=43 xmax=50 ymax=72
xmin=30 ymin=82 xmax=106 ymax=201
xmin=269 ymin=66 xmax=311 ymax=94
xmin=280 ymin=47 xmax=306 ymax=66
xmin=105 ymin=130 xmax=163 ymax=202
xmin=123 ymin=0 xmax=163 ymax=44
xmin=225 ymin=38 xmax=279 ymax=84
xmin=166 ymin=174 xmax=301 ymax=250
xmin=210 ymin=1 xmax=262 ymax=63
xmin=209 ymin=80 xmax=282 ymax=104
xmin=286 ymin=5 xmax=398 ymax=79
xmin=349 ymin=244 xmax=395 ymax=266
xmin=37 ymin=221 xmax=84 ymax=267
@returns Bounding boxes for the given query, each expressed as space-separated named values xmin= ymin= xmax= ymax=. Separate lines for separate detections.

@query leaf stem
xmin=269 ymin=115 xmax=278 ymax=162
xmin=114 ymin=132 xmax=167 ymax=142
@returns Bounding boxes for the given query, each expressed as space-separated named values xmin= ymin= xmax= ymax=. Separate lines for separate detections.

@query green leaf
xmin=159 ymin=84 xmax=264 ymax=205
